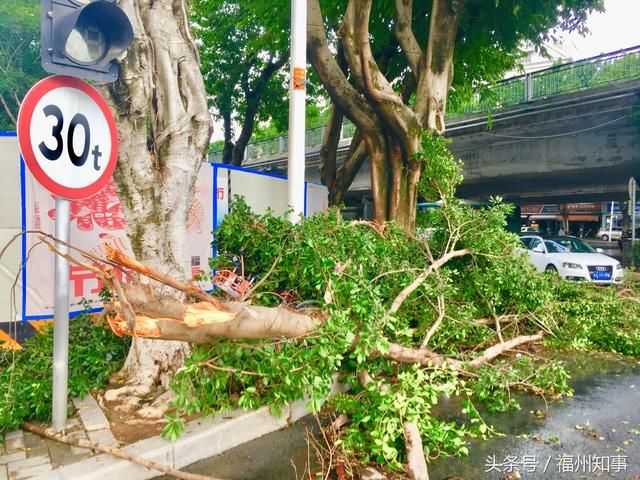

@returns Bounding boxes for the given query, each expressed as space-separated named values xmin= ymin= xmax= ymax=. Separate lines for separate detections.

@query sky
xmin=560 ymin=0 xmax=640 ymax=59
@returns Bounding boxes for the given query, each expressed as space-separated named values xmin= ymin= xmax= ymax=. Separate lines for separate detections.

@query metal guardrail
xmin=210 ymin=45 xmax=640 ymax=163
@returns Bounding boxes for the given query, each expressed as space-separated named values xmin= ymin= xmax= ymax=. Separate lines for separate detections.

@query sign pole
xmin=17 ymin=75 xmax=120 ymax=433
xmin=608 ymin=201 xmax=615 ymax=242
xmin=52 ymin=196 xmax=70 ymax=432
xmin=630 ymin=178 xmax=637 ymax=243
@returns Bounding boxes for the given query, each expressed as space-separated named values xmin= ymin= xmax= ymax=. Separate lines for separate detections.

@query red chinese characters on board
xmin=47 ymin=181 xmax=125 ymax=231
xmin=69 ymin=265 xmax=129 ymax=298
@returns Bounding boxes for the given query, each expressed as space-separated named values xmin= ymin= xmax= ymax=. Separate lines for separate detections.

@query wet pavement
xmin=154 ymin=415 xmax=320 ymax=480
xmin=428 ymin=353 xmax=640 ymax=479
xmin=158 ymin=353 xmax=640 ymax=480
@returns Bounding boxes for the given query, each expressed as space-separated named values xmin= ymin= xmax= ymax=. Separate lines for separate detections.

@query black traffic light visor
xmin=54 ymin=1 xmax=134 ymax=66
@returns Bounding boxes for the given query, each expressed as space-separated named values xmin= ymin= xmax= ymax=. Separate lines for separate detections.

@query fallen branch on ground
xmin=468 ymin=332 xmax=544 ymax=369
xmin=23 ymin=422 xmax=222 ymax=480
xmin=403 ymin=421 xmax=429 ymax=480
xmin=389 ymin=249 xmax=469 ymax=314
xmin=382 ymin=331 xmax=544 ymax=371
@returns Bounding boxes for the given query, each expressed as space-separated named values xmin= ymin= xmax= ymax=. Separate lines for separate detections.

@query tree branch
xmin=404 ymin=421 xmax=430 ymax=480
xmin=414 ymin=0 xmax=465 ymax=133
xmin=389 ymin=249 xmax=469 ymax=314
xmin=420 ymin=295 xmax=445 ymax=349
xmin=0 ymin=94 xmax=17 ymax=126
xmin=468 ymin=332 xmax=544 ymax=369
xmin=394 ymin=0 xmax=423 ymax=79
xmin=307 ymin=0 xmax=378 ymax=134
xmin=352 ymin=0 xmax=403 ymax=106
xmin=105 ymin=246 xmax=223 ymax=308
xmin=23 ymin=423 xmax=221 ymax=480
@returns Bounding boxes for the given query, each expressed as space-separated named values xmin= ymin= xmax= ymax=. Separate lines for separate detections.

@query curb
xmin=34 ymin=380 xmax=345 ymax=480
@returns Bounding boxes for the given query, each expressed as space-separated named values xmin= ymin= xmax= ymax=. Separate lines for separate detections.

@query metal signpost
xmin=630 ymin=177 xmax=637 ymax=243
xmin=17 ymin=75 xmax=119 ymax=431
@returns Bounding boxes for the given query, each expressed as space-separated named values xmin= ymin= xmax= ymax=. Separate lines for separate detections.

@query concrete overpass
xmin=214 ymin=46 xmax=640 ymax=207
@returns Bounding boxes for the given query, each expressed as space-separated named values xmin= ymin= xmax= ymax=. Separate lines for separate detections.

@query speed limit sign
xmin=17 ymin=75 xmax=118 ymax=200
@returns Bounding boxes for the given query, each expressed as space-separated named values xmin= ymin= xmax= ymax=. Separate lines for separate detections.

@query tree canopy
xmin=307 ymin=0 xmax=603 ymax=228
xmin=193 ymin=0 xmax=291 ymax=165
xmin=0 ymin=0 xmax=45 ymax=130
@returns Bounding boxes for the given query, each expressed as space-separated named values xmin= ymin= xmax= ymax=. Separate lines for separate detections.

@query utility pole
xmin=287 ymin=0 xmax=306 ymax=223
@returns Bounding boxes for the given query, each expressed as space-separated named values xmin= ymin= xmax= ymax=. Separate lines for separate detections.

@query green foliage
xmin=545 ymin=281 xmax=640 ymax=356
xmin=168 ymin=193 xmax=561 ymax=467
xmin=331 ymin=366 xmax=475 ymax=468
xmin=470 ymin=357 xmax=572 ymax=413
xmin=415 ymin=133 xmax=463 ymax=201
xmin=0 ymin=314 xmax=129 ymax=433
xmin=169 ymin=136 xmax=640 ymax=472
xmin=0 ymin=0 xmax=46 ymax=130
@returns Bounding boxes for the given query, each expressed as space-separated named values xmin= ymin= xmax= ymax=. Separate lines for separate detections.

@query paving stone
xmin=9 ymin=461 xmax=52 ymax=480
xmin=21 ymin=434 xmax=47 ymax=459
xmin=64 ymin=429 xmax=91 ymax=455
xmin=6 ymin=456 xmax=50 ymax=479
xmin=3 ymin=433 xmax=22 ymax=443
xmin=47 ymin=441 xmax=92 ymax=469
xmin=87 ymin=429 xmax=118 ymax=447
xmin=0 ymin=452 xmax=26 ymax=466
xmin=49 ymin=436 xmax=174 ymax=480
xmin=72 ymin=396 xmax=110 ymax=432
xmin=0 ymin=465 xmax=6 ymax=480
xmin=65 ymin=417 xmax=81 ymax=429
xmin=3 ymin=436 xmax=23 ymax=455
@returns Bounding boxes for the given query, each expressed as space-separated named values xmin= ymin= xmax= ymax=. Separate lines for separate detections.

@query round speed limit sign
xmin=17 ymin=75 xmax=118 ymax=200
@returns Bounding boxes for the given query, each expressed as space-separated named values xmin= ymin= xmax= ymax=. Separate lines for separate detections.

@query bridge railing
xmin=210 ymin=45 xmax=640 ymax=163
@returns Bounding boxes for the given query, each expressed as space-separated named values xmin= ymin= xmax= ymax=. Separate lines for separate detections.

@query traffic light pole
xmin=287 ymin=0 xmax=306 ymax=223
xmin=52 ymin=197 xmax=70 ymax=432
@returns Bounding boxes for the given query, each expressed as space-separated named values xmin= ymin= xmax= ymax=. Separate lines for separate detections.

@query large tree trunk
xmin=307 ymin=0 xmax=463 ymax=231
xmin=101 ymin=0 xmax=212 ymax=416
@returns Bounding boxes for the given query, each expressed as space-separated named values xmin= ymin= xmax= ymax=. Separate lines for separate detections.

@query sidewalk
xmin=0 ymin=391 xmax=322 ymax=480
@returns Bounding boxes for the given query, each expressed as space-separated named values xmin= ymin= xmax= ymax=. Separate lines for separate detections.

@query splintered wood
xmin=96 ymin=247 xmax=318 ymax=343
xmin=108 ymin=302 xmax=236 ymax=338
xmin=103 ymin=246 xmax=238 ymax=339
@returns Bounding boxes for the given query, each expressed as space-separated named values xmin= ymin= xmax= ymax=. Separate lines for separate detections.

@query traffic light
xmin=41 ymin=0 xmax=134 ymax=82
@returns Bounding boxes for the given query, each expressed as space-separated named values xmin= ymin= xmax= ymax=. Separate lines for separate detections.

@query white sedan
xmin=519 ymin=235 xmax=624 ymax=285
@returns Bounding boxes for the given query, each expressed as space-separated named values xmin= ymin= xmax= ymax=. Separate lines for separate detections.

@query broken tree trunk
xmin=95 ymin=248 xmax=320 ymax=342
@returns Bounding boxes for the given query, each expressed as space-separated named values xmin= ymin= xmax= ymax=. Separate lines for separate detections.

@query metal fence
xmin=209 ymin=45 xmax=640 ymax=163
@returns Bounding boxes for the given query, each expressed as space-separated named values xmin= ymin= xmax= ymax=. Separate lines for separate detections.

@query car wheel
xmin=602 ymin=234 xmax=609 ymax=241
xmin=545 ymin=264 xmax=558 ymax=274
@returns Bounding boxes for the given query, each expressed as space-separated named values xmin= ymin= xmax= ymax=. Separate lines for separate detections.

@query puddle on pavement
xmin=157 ymin=352 xmax=640 ymax=480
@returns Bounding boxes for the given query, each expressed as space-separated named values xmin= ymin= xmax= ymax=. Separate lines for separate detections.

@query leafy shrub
xmin=0 ymin=313 xmax=129 ymax=433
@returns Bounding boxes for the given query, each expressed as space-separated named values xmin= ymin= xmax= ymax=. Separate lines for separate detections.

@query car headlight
xmin=615 ymin=263 xmax=624 ymax=270
xmin=562 ymin=262 xmax=583 ymax=269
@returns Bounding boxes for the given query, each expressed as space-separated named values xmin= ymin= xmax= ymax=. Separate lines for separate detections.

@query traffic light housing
xmin=41 ymin=0 xmax=134 ymax=82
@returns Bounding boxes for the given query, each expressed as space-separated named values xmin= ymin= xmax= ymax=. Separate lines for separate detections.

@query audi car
xmin=519 ymin=235 xmax=624 ymax=285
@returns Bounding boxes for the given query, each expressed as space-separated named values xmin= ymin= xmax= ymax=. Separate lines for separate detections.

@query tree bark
xmin=101 ymin=0 xmax=212 ymax=414
xmin=231 ymin=58 xmax=287 ymax=166
xmin=307 ymin=0 xmax=465 ymax=231
xmin=222 ymin=109 xmax=234 ymax=164
xmin=320 ymin=105 xmax=343 ymax=201
xmin=404 ymin=421 xmax=430 ymax=480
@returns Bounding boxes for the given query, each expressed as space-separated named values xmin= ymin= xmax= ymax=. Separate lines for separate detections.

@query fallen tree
xmin=21 ymin=134 xmax=640 ymax=479
xmin=31 ymin=136 xmax=565 ymax=478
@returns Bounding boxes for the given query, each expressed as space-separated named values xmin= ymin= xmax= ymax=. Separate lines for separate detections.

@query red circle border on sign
xmin=17 ymin=75 xmax=119 ymax=200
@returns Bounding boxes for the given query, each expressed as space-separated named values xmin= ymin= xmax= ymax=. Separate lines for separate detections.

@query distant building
xmin=505 ymin=41 xmax=571 ymax=78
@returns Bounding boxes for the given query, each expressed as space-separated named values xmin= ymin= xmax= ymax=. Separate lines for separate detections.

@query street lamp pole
xmin=287 ymin=0 xmax=306 ymax=223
